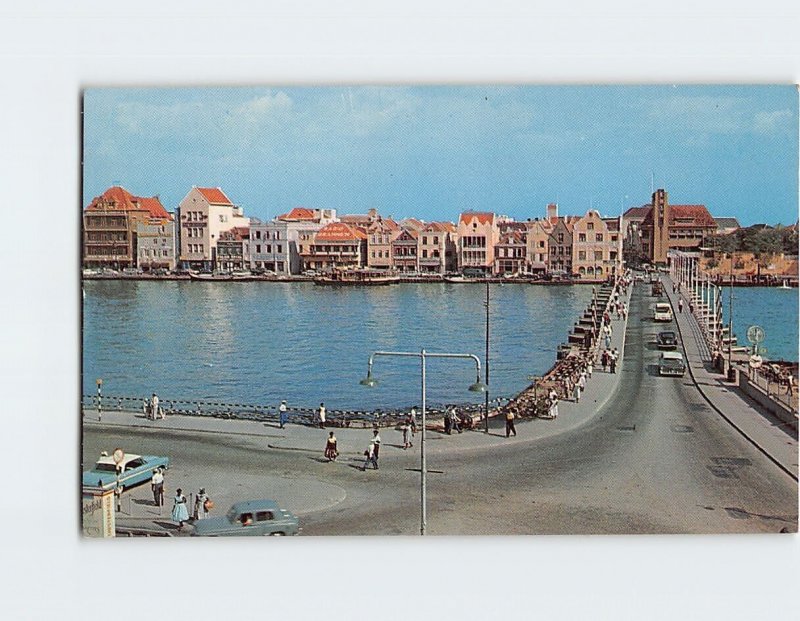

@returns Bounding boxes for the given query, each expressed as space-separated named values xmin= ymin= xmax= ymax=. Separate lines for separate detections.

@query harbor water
xmin=718 ymin=286 xmax=798 ymax=362
xmin=82 ymin=281 xmax=594 ymax=410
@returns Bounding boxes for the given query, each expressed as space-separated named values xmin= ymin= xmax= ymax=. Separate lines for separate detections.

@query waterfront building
xmin=135 ymin=214 xmax=177 ymax=272
xmin=494 ymin=226 xmax=527 ymax=275
xmin=457 ymin=211 xmax=500 ymax=275
xmin=622 ymin=205 xmax=651 ymax=267
xmin=178 ymin=187 xmax=249 ymax=271
xmin=83 ymin=186 xmax=173 ymax=270
xmin=572 ymin=210 xmax=619 ymax=280
xmin=339 ymin=208 xmax=381 ymax=229
xmin=273 ymin=207 xmax=338 ymax=273
xmin=418 ymin=221 xmax=458 ymax=274
xmin=302 ymin=222 xmax=367 ymax=271
xmin=250 ymin=218 xmax=293 ymax=274
xmin=547 ymin=216 xmax=576 ymax=275
xmin=391 ymin=227 xmax=420 ymax=272
xmin=215 ymin=227 xmax=250 ymax=272
xmin=525 ymin=218 xmax=553 ymax=274
xmin=366 ymin=217 xmax=400 ymax=270
xmin=639 ymin=188 xmax=717 ymax=266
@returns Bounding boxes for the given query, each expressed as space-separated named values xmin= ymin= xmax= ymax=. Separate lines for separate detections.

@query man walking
xmin=678 ymin=298 xmax=684 ymax=313
xmin=610 ymin=348 xmax=619 ymax=374
xmin=371 ymin=429 xmax=381 ymax=460
xmin=361 ymin=441 xmax=378 ymax=470
xmin=278 ymin=400 xmax=288 ymax=429
xmin=150 ymin=468 xmax=164 ymax=507
xmin=505 ymin=409 xmax=517 ymax=437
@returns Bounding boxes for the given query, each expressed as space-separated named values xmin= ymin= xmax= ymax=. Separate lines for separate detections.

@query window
xmin=596 ymin=234 xmax=603 ymax=242
xmin=163 ymin=250 xmax=168 ymax=257
xmin=422 ymin=236 xmax=428 ymax=245
xmin=578 ymin=233 xmax=586 ymax=242
xmin=539 ymin=240 xmax=544 ymax=248
xmin=587 ymin=222 xmax=594 ymax=230
xmin=611 ymin=235 xmax=617 ymax=242
xmin=267 ymin=245 xmax=272 ymax=253
xmin=557 ymin=233 xmax=564 ymax=243
xmin=578 ymin=250 xmax=586 ymax=260
xmin=594 ymin=250 xmax=603 ymax=260
xmin=422 ymin=249 xmax=428 ymax=258
xmin=277 ymin=245 xmax=282 ymax=253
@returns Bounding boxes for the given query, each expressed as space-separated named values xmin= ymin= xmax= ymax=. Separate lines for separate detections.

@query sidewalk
xmin=665 ymin=276 xmax=798 ymax=480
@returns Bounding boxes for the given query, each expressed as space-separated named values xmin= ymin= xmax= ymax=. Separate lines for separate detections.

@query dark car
xmin=191 ymin=500 xmax=300 ymax=537
xmin=657 ymin=330 xmax=678 ymax=350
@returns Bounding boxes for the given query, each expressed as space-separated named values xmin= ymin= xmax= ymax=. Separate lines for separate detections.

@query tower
xmin=651 ymin=188 xmax=670 ymax=264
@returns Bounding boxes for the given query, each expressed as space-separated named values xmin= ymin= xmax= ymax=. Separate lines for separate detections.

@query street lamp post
xmin=360 ymin=350 xmax=486 ymax=535
xmin=728 ymin=252 xmax=734 ymax=378
xmin=96 ymin=378 xmax=103 ymax=421
xmin=484 ymin=279 xmax=490 ymax=433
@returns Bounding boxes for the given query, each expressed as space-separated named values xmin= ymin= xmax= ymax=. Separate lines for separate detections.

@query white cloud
xmin=753 ymin=109 xmax=792 ymax=134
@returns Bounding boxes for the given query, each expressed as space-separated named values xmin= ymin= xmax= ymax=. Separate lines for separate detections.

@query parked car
xmin=656 ymin=330 xmax=678 ymax=350
xmin=653 ymin=302 xmax=673 ymax=322
xmin=191 ymin=500 xmax=300 ymax=536
xmin=82 ymin=452 xmax=169 ymax=492
xmin=658 ymin=351 xmax=686 ymax=377
xmin=302 ymin=270 xmax=317 ymax=276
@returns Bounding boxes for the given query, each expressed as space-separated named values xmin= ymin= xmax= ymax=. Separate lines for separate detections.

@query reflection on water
xmin=83 ymin=281 xmax=594 ymax=410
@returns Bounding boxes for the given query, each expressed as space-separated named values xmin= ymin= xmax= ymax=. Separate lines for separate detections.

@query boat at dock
xmin=189 ymin=271 xmax=253 ymax=282
xmin=313 ymin=271 xmax=400 ymax=286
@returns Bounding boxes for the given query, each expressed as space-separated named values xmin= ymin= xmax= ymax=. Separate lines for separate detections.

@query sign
xmin=746 ymin=325 xmax=765 ymax=345
xmin=112 ymin=448 xmax=125 ymax=465
xmin=749 ymin=355 xmax=763 ymax=369
xmin=82 ymin=488 xmax=115 ymax=538
xmin=96 ymin=378 xmax=103 ymax=386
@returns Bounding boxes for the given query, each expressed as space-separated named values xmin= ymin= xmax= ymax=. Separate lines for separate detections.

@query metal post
xmin=96 ymin=378 xmax=103 ymax=421
xmin=420 ymin=349 xmax=427 ymax=536
xmin=728 ymin=252 xmax=734 ymax=375
xmin=484 ymin=280 xmax=490 ymax=433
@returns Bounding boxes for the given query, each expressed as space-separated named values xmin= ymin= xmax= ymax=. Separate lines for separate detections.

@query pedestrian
xmin=402 ymin=423 xmax=412 ymax=449
xmin=318 ymin=402 xmax=326 ymax=429
xmin=610 ymin=349 xmax=618 ymax=374
xmin=786 ymin=374 xmax=795 ymax=397
xmin=371 ymin=429 xmax=381 ymax=460
xmin=586 ymin=357 xmax=593 ymax=379
xmin=573 ymin=379 xmax=581 ymax=403
xmin=278 ymin=400 xmax=288 ymax=429
xmin=194 ymin=488 xmax=211 ymax=520
xmin=505 ymin=409 xmax=517 ymax=437
xmin=361 ymin=441 xmax=378 ymax=470
xmin=151 ymin=393 xmax=161 ymax=419
xmin=444 ymin=405 xmax=453 ymax=434
xmin=548 ymin=389 xmax=559 ymax=419
xmin=324 ymin=431 xmax=338 ymax=461
xmin=622 ymin=304 xmax=628 ymax=321
xmin=171 ymin=488 xmax=189 ymax=527
xmin=150 ymin=468 xmax=164 ymax=507
xmin=689 ymin=301 xmax=694 ymax=314
xmin=601 ymin=349 xmax=609 ymax=372
xmin=408 ymin=407 xmax=417 ymax=436
xmin=451 ymin=406 xmax=462 ymax=433
xmin=678 ymin=298 xmax=684 ymax=313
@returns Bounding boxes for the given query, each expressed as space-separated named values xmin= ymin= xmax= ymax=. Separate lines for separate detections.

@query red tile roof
xmin=668 ymin=205 xmax=716 ymax=228
xmin=278 ymin=207 xmax=317 ymax=221
xmin=315 ymin=222 xmax=367 ymax=242
xmin=623 ymin=206 xmax=652 ymax=219
xmin=424 ymin=221 xmax=455 ymax=233
xmin=197 ymin=187 xmax=233 ymax=205
xmin=459 ymin=211 xmax=495 ymax=226
xmin=86 ymin=186 xmax=170 ymax=219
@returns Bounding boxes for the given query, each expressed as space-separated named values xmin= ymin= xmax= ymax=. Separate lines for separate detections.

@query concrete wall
xmin=737 ymin=370 xmax=797 ymax=431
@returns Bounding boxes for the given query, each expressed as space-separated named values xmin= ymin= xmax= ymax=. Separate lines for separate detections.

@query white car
xmin=653 ymin=302 xmax=673 ymax=322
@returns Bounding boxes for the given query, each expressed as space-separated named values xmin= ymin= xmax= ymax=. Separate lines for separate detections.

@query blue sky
xmin=83 ymin=85 xmax=798 ymax=226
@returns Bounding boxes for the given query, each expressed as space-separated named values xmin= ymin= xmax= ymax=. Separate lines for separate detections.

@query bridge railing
xmin=81 ymin=394 xmax=510 ymax=427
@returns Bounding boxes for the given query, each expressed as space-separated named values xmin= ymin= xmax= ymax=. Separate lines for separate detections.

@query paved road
xmin=83 ymin=281 xmax=797 ymax=535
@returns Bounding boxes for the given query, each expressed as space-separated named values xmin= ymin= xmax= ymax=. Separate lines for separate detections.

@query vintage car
xmin=659 ymin=351 xmax=686 ymax=377
xmin=191 ymin=500 xmax=300 ymax=537
xmin=653 ymin=302 xmax=673 ymax=322
xmin=82 ymin=452 xmax=169 ymax=492
xmin=656 ymin=330 xmax=678 ymax=350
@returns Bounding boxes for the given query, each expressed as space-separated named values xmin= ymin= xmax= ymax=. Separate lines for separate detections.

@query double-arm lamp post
xmin=360 ymin=349 xmax=486 ymax=535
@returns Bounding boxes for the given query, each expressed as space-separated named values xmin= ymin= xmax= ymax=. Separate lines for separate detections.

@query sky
xmin=83 ymin=85 xmax=798 ymax=226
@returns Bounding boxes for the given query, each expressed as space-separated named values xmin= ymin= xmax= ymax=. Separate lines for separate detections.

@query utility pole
xmin=484 ymin=279 xmax=490 ymax=433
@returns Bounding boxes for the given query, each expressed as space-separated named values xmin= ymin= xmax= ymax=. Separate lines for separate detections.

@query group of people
xmin=149 ymin=467 xmax=213 ymax=528
xmin=600 ymin=347 xmax=620 ymax=374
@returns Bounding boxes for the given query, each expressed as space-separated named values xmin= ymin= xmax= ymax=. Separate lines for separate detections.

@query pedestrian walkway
xmin=665 ymin=275 xmax=798 ymax=479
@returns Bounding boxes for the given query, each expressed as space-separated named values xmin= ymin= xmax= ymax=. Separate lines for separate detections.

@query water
xmin=82 ymin=281 xmax=594 ymax=410
xmin=718 ymin=287 xmax=798 ymax=362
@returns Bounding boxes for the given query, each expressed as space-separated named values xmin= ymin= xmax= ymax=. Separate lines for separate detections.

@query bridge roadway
xmin=83 ymin=281 xmax=797 ymax=535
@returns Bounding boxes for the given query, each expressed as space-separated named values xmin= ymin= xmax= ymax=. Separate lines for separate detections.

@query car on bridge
xmin=653 ymin=302 xmax=673 ymax=322
xmin=656 ymin=330 xmax=678 ymax=350
xmin=82 ymin=451 xmax=169 ymax=492
xmin=191 ymin=499 xmax=300 ymax=536
xmin=658 ymin=351 xmax=686 ymax=377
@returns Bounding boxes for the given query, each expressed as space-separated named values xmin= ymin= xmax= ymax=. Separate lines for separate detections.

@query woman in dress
xmin=171 ymin=488 xmax=189 ymax=527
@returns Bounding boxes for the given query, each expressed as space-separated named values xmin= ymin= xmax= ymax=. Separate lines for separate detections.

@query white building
xmin=178 ymin=187 xmax=249 ymax=270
